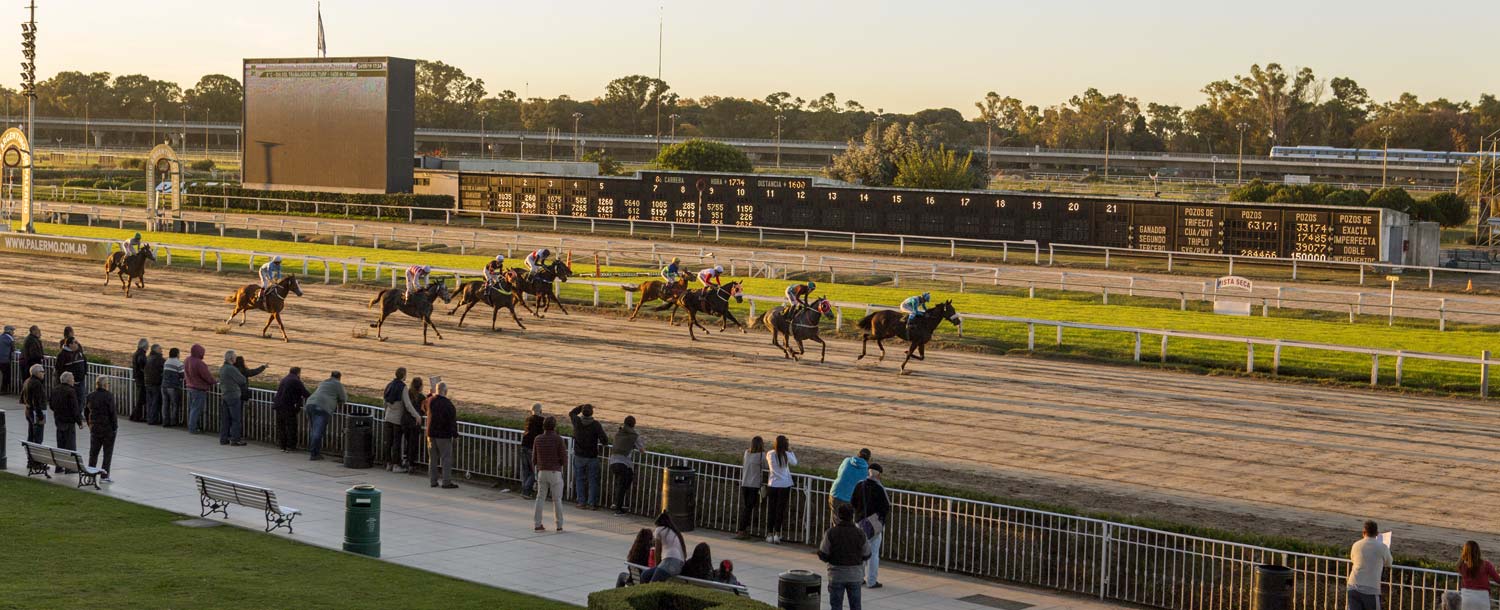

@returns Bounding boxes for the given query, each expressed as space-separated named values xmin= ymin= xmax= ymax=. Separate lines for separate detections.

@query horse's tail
xmin=224 ymin=292 xmax=238 ymax=303
xmin=368 ymin=290 xmax=387 ymax=308
xmin=856 ymin=312 xmax=879 ymax=333
xmin=621 ymin=283 xmax=640 ymax=293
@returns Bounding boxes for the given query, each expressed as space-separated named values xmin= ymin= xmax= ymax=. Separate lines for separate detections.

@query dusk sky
xmin=20 ymin=0 xmax=1498 ymax=114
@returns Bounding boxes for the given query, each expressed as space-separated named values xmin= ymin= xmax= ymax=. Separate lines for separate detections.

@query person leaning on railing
xmin=1456 ymin=541 xmax=1500 ymax=610
xmin=1346 ymin=520 xmax=1392 ymax=610
xmin=608 ymin=415 xmax=644 ymax=516
xmin=143 ymin=344 xmax=164 ymax=426
xmin=161 ymin=348 xmax=185 ymax=428
xmin=734 ymin=436 xmax=766 ymax=541
xmin=304 ymin=371 xmax=346 ymax=462
xmin=272 ymin=367 xmax=310 ymax=453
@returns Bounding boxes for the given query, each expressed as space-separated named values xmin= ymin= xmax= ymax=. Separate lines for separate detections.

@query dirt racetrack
xmin=4 ymin=250 xmax=1497 ymax=560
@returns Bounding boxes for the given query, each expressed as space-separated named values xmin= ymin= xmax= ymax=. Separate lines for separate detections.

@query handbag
xmin=858 ymin=514 xmax=884 ymax=539
xmin=758 ymin=484 xmax=768 ymax=503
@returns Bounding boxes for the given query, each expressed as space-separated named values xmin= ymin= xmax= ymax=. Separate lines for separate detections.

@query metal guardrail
xmin=11 ymin=353 xmax=1494 ymax=610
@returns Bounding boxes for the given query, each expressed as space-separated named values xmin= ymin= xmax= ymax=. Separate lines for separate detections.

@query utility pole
xmin=19 ymin=0 xmax=36 ymax=233
xmin=1102 ymin=119 xmax=1113 ymax=179
xmin=84 ymin=101 xmax=89 ymax=148
xmin=1380 ymin=125 xmax=1393 ymax=187
xmin=203 ymin=108 xmax=209 ymax=159
xmin=181 ymin=104 xmax=189 ymax=151
xmin=774 ymin=114 xmax=785 ymax=169
xmin=152 ymin=102 xmax=158 ymax=145
xmin=1236 ymin=122 xmax=1250 ymax=183
xmin=478 ymin=110 xmax=488 ymax=159
xmin=572 ymin=112 xmax=583 ymax=161
xmin=668 ymin=113 xmax=679 ymax=139
xmin=654 ymin=6 xmax=662 ymax=154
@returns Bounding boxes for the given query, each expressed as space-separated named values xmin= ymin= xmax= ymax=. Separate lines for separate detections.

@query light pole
xmin=203 ymin=108 xmax=209 ymax=159
xmin=1380 ymin=125 xmax=1394 ymax=187
xmin=519 ymin=134 xmax=525 ymax=161
xmin=774 ymin=114 xmax=785 ymax=169
xmin=1235 ymin=122 xmax=1250 ymax=183
xmin=84 ymin=101 xmax=89 ymax=149
xmin=984 ymin=116 xmax=994 ymax=172
xmin=1102 ymin=119 xmax=1114 ymax=179
xmin=668 ymin=113 xmax=679 ymax=139
xmin=181 ymin=105 xmax=189 ymax=152
xmin=478 ymin=111 xmax=488 ymax=159
xmin=152 ymin=102 xmax=158 ymax=145
xmin=1211 ymin=156 xmax=1219 ymax=184
xmin=572 ymin=112 xmax=583 ymax=161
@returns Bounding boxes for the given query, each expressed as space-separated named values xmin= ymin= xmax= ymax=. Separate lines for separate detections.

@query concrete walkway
xmin=2 ymin=397 xmax=1120 ymax=610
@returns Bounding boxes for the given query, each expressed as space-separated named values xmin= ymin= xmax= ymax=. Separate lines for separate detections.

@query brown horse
xmin=855 ymin=300 xmax=961 ymax=372
xmin=505 ymin=259 xmax=573 ymax=318
xmin=447 ymin=280 xmax=533 ymax=331
xmin=104 ymin=245 xmax=156 ymax=297
xmin=756 ymin=298 xmax=833 ymax=362
xmin=223 ymin=276 xmax=304 ymax=342
xmin=368 ymin=282 xmax=452 ymax=345
xmin=622 ymin=277 xmax=690 ymax=322
xmin=669 ymin=282 xmax=745 ymax=341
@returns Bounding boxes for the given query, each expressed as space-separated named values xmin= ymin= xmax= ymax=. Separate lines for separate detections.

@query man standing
xmin=382 ymin=368 xmax=411 ymax=472
xmin=183 ymin=344 xmax=215 ymax=434
xmin=58 ymin=338 xmax=88 ymax=406
xmin=830 ymin=448 xmax=871 ymax=518
xmin=217 ymin=351 xmax=248 ymax=446
xmin=520 ymin=403 xmax=544 ymax=499
xmin=20 ymin=326 xmax=44 ymax=384
xmin=84 ymin=377 xmax=118 ymax=483
xmin=161 ymin=348 xmax=185 ymax=427
xmin=144 ymin=344 xmax=164 ymax=425
xmin=852 ymin=464 xmax=891 ymax=589
xmin=272 ymin=367 xmax=310 ymax=453
xmin=568 ymin=404 xmax=607 ymax=510
xmin=50 ymin=371 xmax=83 ymax=470
xmin=425 ymin=382 xmax=458 ymax=489
xmin=531 ymin=416 xmax=567 ymax=532
xmin=819 ymin=503 xmax=872 ymax=610
xmin=1347 ymin=520 xmax=1392 ymax=610
xmin=0 ymin=325 xmax=14 ymax=394
xmin=608 ymin=415 xmax=645 ymax=515
xmin=129 ymin=338 xmax=148 ymax=422
xmin=20 ymin=365 xmax=47 ymax=468
xmin=305 ymin=371 xmax=346 ymax=461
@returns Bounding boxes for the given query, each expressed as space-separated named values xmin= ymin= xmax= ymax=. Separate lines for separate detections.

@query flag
xmin=316 ymin=2 xmax=326 ymax=58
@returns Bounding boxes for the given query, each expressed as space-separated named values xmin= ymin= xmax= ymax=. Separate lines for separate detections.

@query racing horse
xmin=447 ymin=279 xmax=534 ymax=331
xmin=756 ymin=297 xmax=834 ymax=362
xmin=855 ymin=300 xmax=961 ymax=372
xmin=223 ymin=276 xmax=305 ymax=342
xmin=368 ymin=282 xmax=452 ymax=345
xmin=104 ymin=244 xmax=156 ymax=297
xmin=505 ymin=259 xmax=573 ymax=318
xmin=670 ymin=281 xmax=746 ymax=341
xmin=621 ymin=276 xmax=691 ymax=323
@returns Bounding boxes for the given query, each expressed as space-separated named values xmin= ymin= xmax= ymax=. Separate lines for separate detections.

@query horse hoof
xmin=377 ymin=337 xmax=388 ymax=342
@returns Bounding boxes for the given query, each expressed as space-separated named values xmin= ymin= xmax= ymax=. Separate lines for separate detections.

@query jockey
xmin=405 ymin=264 xmax=432 ymax=299
xmin=899 ymin=293 xmax=931 ymax=331
xmin=697 ymin=265 xmax=724 ymax=290
xmin=121 ymin=232 xmax=143 ymax=257
xmin=660 ymin=257 xmax=683 ymax=284
xmin=524 ymin=248 xmax=552 ymax=275
xmin=483 ymin=254 xmax=507 ymax=291
xmin=253 ymin=256 xmax=283 ymax=306
xmin=785 ymin=281 xmax=815 ymax=310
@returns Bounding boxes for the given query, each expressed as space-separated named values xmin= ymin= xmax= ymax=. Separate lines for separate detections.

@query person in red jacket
xmin=183 ymin=344 xmax=216 ymax=434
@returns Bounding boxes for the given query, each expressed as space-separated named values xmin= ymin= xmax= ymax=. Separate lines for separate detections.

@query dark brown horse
xmin=223 ymin=276 xmax=305 ymax=342
xmin=368 ymin=282 xmax=452 ymax=345
xmin=621 ymin=277 xmax=690 ymax=322
xmin=855 ymin=300 xmax=961 ymax=372
xmin=667 ymin=282 xmax=745 ymax=341
xmin=447 ymin=280 xmax=533 ymax=331
xmin=104 ymin=245 xmax=156 ymax=297
xmin=757 ymin=298 xmax=833 ymax=362
xmin=505 ymin=259 xmax=573 ymax=318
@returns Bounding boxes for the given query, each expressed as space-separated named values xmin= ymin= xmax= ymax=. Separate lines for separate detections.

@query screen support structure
xmin=147 ymin=143 xmax=182 ymax=231
xmin=1 ymin=127 xmax=34 ymax=233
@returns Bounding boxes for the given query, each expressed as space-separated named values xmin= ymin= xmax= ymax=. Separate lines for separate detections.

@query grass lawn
xmin=0 ymin=473 xmax=576 ymax=610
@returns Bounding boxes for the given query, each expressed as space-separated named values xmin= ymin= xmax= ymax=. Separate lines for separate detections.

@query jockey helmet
xmin=713 ymin=265 xmax=723 ymax=273
xmin=807 ymin=281 xmax=816 ymax=291
xmin=494 ymin=254 xmax=505 ymax=263
xmin=271 ymin=255 xmax=282 ymax=263
xmin=920 ymin=292 xmax=931 ymax=302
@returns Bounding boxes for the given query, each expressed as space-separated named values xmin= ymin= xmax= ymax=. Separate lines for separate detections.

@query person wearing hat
xmin=50 ymin=371 xmax=84 ymax=469
xmin=852 ymin=463 xmax=891 ymax=589
xmin=520 ymin=403 xmax=544 ymax=499
xmin=696 ymin=265 xmax=725 ymax=291
xmin=660 ymin=257 xmax=685 ymax=297
xmin=483 ymin=254 xmax=508 ymax=293
xmin=129 ymin=338 xmax=149 ymax=422
xmin=122 ymin=232 xmax=143 ymax=257
xmin=84 ymin=376 xmax=118 ymax=483
xmin=255 ymin=256 xmax=283 ymax=307
xmin=0 ymin=324 xmax=14 ymax=394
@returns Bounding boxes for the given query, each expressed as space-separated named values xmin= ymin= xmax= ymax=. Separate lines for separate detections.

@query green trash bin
xmin=343 ymin=484 xmax=381 ymax=557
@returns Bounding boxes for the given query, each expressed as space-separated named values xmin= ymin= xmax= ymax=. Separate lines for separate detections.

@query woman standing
xmin=403 ymin=376 xmax=426 ymax=474
xmin=1458 ymin=541 xmax=1500 ymax=610
xmin=735 ymin=436 xmax=765 ymax=540
xmin=764 ymin=435 xmax=798 ymax=544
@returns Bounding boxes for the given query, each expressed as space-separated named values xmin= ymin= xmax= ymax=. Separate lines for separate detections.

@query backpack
xmin=383 ymin=379 xmax=406 ymax=405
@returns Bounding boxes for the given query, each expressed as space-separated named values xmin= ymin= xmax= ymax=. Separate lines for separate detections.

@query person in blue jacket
xmin=828 ymin=448 xmax=871 ymax=518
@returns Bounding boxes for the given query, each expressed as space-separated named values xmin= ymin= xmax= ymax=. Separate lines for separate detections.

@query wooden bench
xmin=617 ymin=561 xmax=750 ymax=597
xmin=21 ymin=441 xmax=105 ymax=490
xmin=191 ymin=472 xmax=302 ymax=534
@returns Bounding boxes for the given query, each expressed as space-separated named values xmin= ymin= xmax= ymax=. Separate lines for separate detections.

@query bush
xmin=1408 ymin=200 xmax=1441 ymax=223
xmin=1322 ymin=189 xmax=1370 ymax=207
xmin=587 ymin=583 xmax=773 ymax=610
xmin=653 ymin=139 xmax=753 ymax=173
xmin=1228 ymin=179 xmax=1271 ymax=202
xmin=196 ymin=185 xmax=455 ymax=220
xmin=190 ymin=159 xmax=216 ymax=171
xmin=583 ymin=149 xmax=626 ymax=176
xmin=61 ymin=178 xmax=94 ymax=188
xmin=119 ymin=158 xmax=145 ymax=170
xmin=1367 ymin=187 xmax=1416 ymax=214
xmin=892 ymin=145 xmax=986 ymax=190
xmin=120 ymin=179 xmax=146 ymax=191
xmin=1427 ymin=192 xmax=1471 ymax=227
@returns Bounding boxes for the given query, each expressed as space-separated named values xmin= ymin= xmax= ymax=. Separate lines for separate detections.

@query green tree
xmin=415 ymin=60 xmax=487 ymax=128
xmin=826 ymin=122 xmax=928 ymax=186
xmin=36 ymin=71 xmax=114 ymax=119
xmin=892 ymin=145 xmax=984 ymax=190
xmin=1427 ymin=192 xmax=1471 ymax=227
xmin=1228 ymin=179 xmax=1272 ymax=202
xmin=582 ymin=149 xmax=625 ymax=176
xmin=111 ymin=74 xmax=181 ymax=120
xmin=652 ymin=139 xmax=752 ymax=173
xmin=1367 ymin=187 xmax=1416 ymax=214
xmin=183 ymin=74 xmax=243 ymax=123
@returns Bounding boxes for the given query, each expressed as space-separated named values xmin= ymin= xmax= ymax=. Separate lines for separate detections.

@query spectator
xmin=852 ymin=464 xmax=891 ymax=589
xmin=520 ymin=403 xmax=544 ymax=499
xmin=608 ymin=415 xmax=645 ymax=515
xmin=830 ymin=448 xmax=871 ymax=518
xmin=20 ymin=364 xmax=47 ymax=467
xmin=0 ymin=325 xmax=14 ymax=394
xmin=402 ymin=376 xmax=426 ymax=474
xmin=381 ymin=368 xmax=414 ymax=473
xmin=713 ymin=560 xmax=742 ymax=587
xmin=568 ymin=404 xmax=606 ymax=510
xmin=272 ymin=367 xmax=310 ymax=452
xmin=641 ymin=512 xmax=688 ymax=583
xmin=1458 ymin=541 xmax=1500 ymax=610
xmin=50 ymin=371 xmax=83 ymax=471
xmin=1347 ymin=520 xmax=1392 ymax=610
xmin=143 ymin=344 xmax=164 ymax=425
xmin=129 ymin=338 xmax=148 ymax=422
xmin=305 ymin=370 xmax=346 ymax=461
xmin=531 ymin=415 xmax=567 ymax=532
xmin=425 ymin=382 xmax=459 ymax=489
xmin=735 ymin=436 xmax=766 ymax=540
xmin=20 ymin=326 xmax=44 ymax=382
xmin=59 ymin=325 xmax=74 ymax=350
xmin=183 ymin=344 xmax=215 ymax=434
xmin=764 ymin=435 xmax=798 ymax=544
xmin=84 ymin=377 xmax=118 ymax=483
xmin=161 ymin=347 xmax=185 ymax=427
xmin=819 ymin=503 xmax=871 ymax=610
xmin=626 ymin=528 xmax=654 ymax=566
xmin=234 ymin=355 xmax=268 ymax=391
xmin=681 ymin=542 xmax=714 ymax=580
xmin=58 ymin=338 xmax=88 ymax=406
xmin=218 ymin=351 xmax=248 ymax=446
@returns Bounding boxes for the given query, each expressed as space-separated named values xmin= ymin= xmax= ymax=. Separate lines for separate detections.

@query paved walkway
xmin=2 ymin=397 xmax=1119 ymax=610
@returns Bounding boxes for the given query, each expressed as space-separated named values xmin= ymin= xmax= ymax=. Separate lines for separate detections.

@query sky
xmin=16 ymin=0 xmax=1498 ymax=115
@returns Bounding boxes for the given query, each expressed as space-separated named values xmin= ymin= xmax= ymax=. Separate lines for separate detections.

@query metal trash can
xmin=1254 ymin=564 xmax=1292 ymax=610
xmin=777 ymin=569 xmax=821 ymax=610
xmin=343 ymin=413 xmax=375 ymax=469
xmin=342 ymin=484 xmax=381 ymax=557
xmin=661 ymin=464 xmax=696 ymax=532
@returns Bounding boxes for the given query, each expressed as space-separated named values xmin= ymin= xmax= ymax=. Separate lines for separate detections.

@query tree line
xmin=12 ymin=61 xmax=1498 ymax=156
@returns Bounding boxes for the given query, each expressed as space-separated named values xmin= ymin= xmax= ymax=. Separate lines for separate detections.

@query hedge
xmin=192 ymin=185 xmax=455 ymax=220
xmin=587 ymin=583 xmax=773 ymax=610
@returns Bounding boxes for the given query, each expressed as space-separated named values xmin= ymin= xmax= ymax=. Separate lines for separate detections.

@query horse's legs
xmin=814 ymin=335 xmax=827 ymax=363
xmin=550 ymin=293 xmax=569 ymax=316
xmin=628 ymin=294 xmax=645 ymax=321
xmin=490 ymin=304 xmax=501 ymax=331
xmin=508 ymin=303 xmax=526 ymax=330
xmin=447 ymin=298 xmax=464 ymax=316
xmin=225 ymin=306 xmax=242 ymax=325
xmin=456 ymin=302 xmax=476 ymax=328
xmin=426 ymin=315 xmax=444 ymax=340
xmin=876 ymin=338 xmax=887 ymax=363
xmin=374 ymin=311 xmax=389 ymax=342
xmin=275 ymin=313 xmax=289 ymax=342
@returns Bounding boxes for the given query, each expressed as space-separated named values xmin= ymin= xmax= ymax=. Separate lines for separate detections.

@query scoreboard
xmin=454 ymin=170 xmax=1396 ymax=263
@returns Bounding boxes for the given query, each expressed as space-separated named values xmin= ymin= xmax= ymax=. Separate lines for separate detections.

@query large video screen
xmin=242 ymin=57 xmax=414 ymax=193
